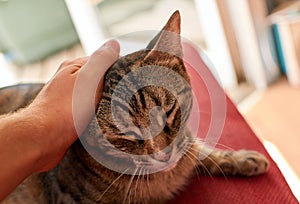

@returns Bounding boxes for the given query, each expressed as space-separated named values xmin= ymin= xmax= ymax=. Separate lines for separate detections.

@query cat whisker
xmin=184 ymin=138 xmax=227 ymax=178
xmin=185 ymin=149 xmax=211 ymax=178
xmin=128 ymin=177 xmax=134 ymax=204
xmin=183 ymin=150 xmax=197 ymax=167
xmin=133 ymin=167 xmax=142 ymax=204
xmin=214 ymin=142 xmax=235 ymax=151
xmin=146 ymin=169 xmax=150 ymax=193
xmin=196 ymin=160 xmax=209 ymax=177
xmin=191 ymin=138 xmax=243 ymax=177
xmin=123 ymin=167 xmax=138 ymax=204
xmin=184 ymin=140 xmax=227 ymax=178
xmin=188 ymin=149 xmax=214 ymax=178
xmin=174 ymin=140 xmax=207 ymax=178
xmin=198 ymin=151 xmax=228 ymax=180
xmin=193 ymin=137 xmax=235 ymax=152
xmin=140 ymin=167 xmax=146 ymax=204
xmin=98 ymin=168 xmax=129 ymax=202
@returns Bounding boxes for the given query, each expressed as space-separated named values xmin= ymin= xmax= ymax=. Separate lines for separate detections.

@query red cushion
xmin=169 ymin=42 xmax=298 ymax=203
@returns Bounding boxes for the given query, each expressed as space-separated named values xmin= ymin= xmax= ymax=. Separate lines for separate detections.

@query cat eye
xmin=166 ymin=101 xmax=177 ymax=117
xmin=164 ymin=125 xmax=171 ymax=135
xmin=124 ymin=131 xmax=141 ymax=140
xmin=137 ymin=140 xmax=144 ymax=145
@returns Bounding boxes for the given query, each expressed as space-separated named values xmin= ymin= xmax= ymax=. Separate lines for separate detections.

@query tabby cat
xmin=0 ymin=11 xmax=268 ymax=204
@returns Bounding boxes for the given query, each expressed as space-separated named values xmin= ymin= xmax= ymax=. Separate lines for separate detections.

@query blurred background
xmin=0 ymin=0 xmax=299 ymax=192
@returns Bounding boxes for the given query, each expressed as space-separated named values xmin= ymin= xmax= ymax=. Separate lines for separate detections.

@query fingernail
xmin=99 ymin=39 xmax=120 ymax=57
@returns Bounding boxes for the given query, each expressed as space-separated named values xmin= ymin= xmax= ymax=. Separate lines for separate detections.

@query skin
xmin=0 ymin=40 xmax=120 ymax=201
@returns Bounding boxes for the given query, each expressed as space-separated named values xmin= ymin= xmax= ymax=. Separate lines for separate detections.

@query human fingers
xmin=80 ymin=40 xmax=120 ymax=77
xmin=72 ymin=40 xmax=120 ymax=135
xmin=57 ymin=56 xmax=89 ymax=73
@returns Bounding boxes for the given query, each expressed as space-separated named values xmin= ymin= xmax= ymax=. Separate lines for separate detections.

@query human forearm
xmin=0 ymin=40 xmax=120 ymax=201
xmin=0 ymin=110 xmax=43 ymax=200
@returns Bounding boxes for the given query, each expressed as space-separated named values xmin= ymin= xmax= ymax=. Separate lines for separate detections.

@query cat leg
xmin=192 ymin=141 xmax=269 ymax=177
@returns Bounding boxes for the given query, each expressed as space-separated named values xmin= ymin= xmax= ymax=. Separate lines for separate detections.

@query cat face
xmin=84 ymin=11 xmax=193 ymax=173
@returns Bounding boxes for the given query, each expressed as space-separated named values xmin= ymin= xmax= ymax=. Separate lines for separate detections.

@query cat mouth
xmin=132 ymin=142 xmax=189 ymax=173
xmin=133 ymin=156 xmax=177 ymax=173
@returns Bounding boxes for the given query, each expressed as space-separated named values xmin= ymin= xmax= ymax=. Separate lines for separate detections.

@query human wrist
xmin=19 ymin=105 xmax=61 ymax=171
xmin=0 ymin=112 xmax=41 ymax=188
xmin=0 ymin=110 xmax=50 ymax=199
xmin=11 ymin=108 xmax=49 ymax=173
xmin=22 ymin=100 xmax=77 ymax=172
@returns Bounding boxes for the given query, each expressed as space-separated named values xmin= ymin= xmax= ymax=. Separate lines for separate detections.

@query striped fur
xmin=1 ymin=11 xmax=268 ymax=204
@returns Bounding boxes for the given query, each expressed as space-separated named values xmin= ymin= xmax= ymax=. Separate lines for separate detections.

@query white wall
xmin=194 ymin=0 xmax=238 ymax=89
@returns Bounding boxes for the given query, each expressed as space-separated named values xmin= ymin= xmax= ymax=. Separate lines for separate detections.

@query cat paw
xmin=233 ymin=150 xmax=269 ymax=176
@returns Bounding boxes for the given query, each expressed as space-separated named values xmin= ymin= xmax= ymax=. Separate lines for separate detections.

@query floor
xmin=242 ymin=77 xmax=300 ymax=180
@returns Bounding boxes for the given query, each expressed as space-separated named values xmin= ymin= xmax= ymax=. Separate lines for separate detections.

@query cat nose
xmin=153 ymin=151 xmax=171 ymax=162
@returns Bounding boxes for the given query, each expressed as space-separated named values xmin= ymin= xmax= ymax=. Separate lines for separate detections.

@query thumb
xmin=82 ymin=40 xmax=120 ymax=77
xmin=72 ymin=40 xmax=120 ymax=136
xmin=81 ymin=40 xmax=120 ymax=106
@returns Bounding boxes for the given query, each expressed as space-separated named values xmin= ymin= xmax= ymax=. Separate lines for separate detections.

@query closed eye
xmin=164 ymin=125 xmax=171 ymax=135
xmin=166 ymin=102 xmax=177 ymax=117
xmin=122 ymin=132 xmax=144 ymax=145
xmin=114 ymin=134 xmax=137 ymax=143
xmin=124 ymin=131 xmax=141 ymax=139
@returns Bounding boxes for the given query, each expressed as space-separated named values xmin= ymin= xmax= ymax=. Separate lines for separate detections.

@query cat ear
xmin=146 ymin=10 xmax=182 ymax=58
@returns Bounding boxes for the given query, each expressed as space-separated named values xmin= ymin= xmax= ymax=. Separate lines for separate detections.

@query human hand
xmin=25 ymin=40 xmax=120 ymax=172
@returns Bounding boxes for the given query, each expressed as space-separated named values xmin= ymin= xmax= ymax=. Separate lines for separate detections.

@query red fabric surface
xmin=169 ymin=42 xmax=298 ymax=203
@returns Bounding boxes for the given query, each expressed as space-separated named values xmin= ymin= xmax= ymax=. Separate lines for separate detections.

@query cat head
xmin=84 ymin=11 xmax=193 ymax=173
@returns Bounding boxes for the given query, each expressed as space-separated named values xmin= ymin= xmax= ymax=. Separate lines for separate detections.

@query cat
xmin=0 ymin=11 xmax=268 ymax=204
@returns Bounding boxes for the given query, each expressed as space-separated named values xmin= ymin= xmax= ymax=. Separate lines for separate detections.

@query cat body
xmin=0 ymin=11 xmax=268 ymax=204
